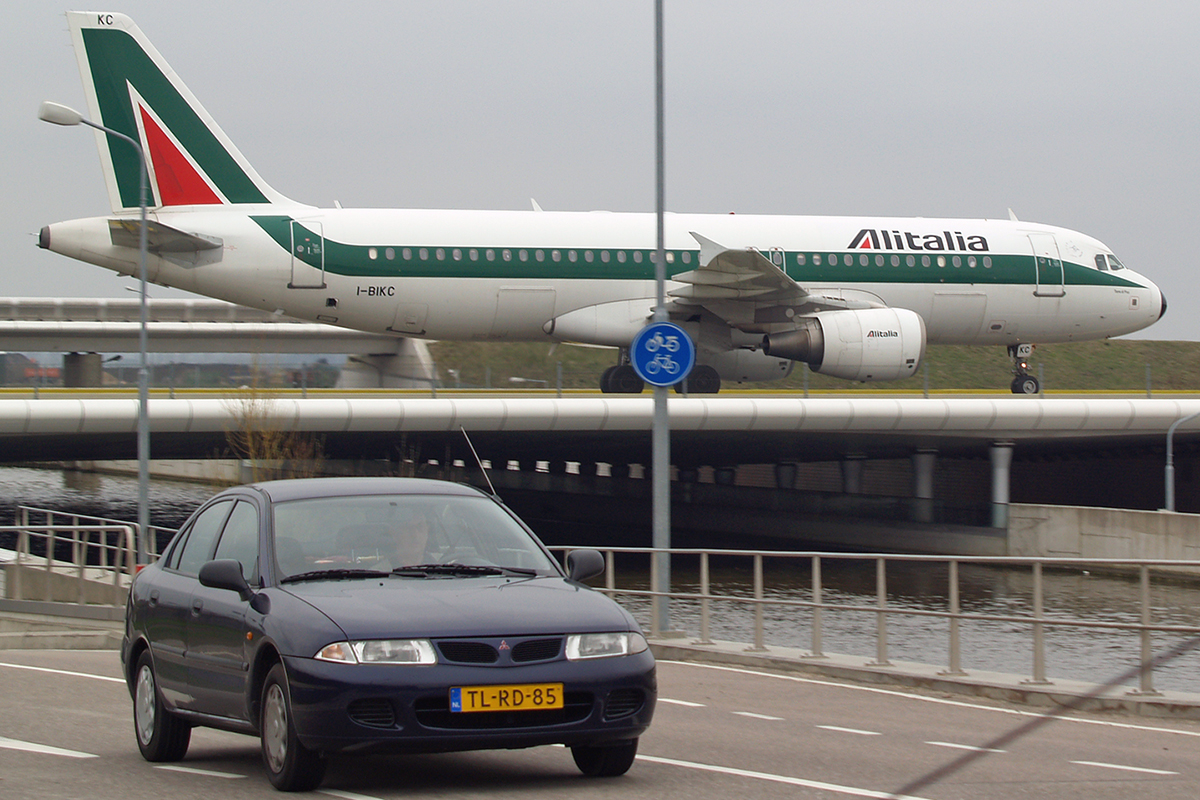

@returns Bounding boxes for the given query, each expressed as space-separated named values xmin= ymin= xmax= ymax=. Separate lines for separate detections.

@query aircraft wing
xmin=108 ymin=218 xmax=223 ymax=253
xmin=669 ymin=232 xmax=873 ymax=329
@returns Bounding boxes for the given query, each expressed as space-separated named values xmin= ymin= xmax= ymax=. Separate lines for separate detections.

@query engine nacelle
xmin=761 ymin=308 xmax=926 ymax=382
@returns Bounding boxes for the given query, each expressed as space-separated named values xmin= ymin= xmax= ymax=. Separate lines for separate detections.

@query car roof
xmin=245 ymin=477 xmax=489 ymax=504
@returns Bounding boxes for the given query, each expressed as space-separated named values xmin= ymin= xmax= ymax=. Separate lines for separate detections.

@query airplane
xmin=38 ymin=12 xmax=1166 ymax=395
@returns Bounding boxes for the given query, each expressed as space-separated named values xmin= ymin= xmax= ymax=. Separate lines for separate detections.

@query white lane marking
xmin=733 ymin=711 xmax=784 ymax=721
xmin=638 ymin=754 xmax=932 ymax=800
xmin=818 ymin=725 xmax=883 ymax=736
xmin=0 ymin=661 xmax=124 ymax=683
xmin=926 ymin=741 xmax=1006 ymax=754
xmin=659 ymin=697 xmax=706 ymax=707
xmin=0 ymin=736 xmax=97 ymax=759
xmin=320 ymin=790 xmax=387 ymax=800
xmin=1070 ymin=760 xmax=1180 ymax=776
xmin=154 ymin=765 xmax=245 ymax=779
xmin=661 ymin=660 xmax=1200 ymax=738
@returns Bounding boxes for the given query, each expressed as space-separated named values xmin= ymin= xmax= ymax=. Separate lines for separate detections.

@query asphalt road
xmin=2 ymin=650 xmax=1199 ymax=799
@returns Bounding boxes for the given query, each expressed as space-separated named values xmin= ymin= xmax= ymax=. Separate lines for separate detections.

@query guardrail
xmin=2 ymin=524 xmax=138 ymax=605
xmin=551 ymin=547 xmax=1200 ymax=696
xmin=16 ymin=505 xmax=172 ymax=561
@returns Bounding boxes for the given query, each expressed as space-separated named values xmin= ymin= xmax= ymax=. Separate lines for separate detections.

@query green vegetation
xmin=428 ymin=339 xmax=1200 ymax=392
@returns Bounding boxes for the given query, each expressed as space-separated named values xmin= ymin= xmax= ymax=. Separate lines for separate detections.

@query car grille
xmin=347 ymin=698 xmax=397 ymax=729
xmin=437 ymin=641 xmax=498 ymax=663
xmin=604 ymin=688 xmax=645 ymax=720
xmin=511 ymin=638 xmax=562 ymax=662
xmin=414 ymin=691 xmax=593 ymax=729
xmin=435 ymin=637 xmax=565 ymax=665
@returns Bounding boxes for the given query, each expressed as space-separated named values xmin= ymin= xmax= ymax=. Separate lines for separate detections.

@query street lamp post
xmin=39 ymin=101 xmax=151 ymax=564
xmin=1165 ymin=410 xmax=1200 ymax=512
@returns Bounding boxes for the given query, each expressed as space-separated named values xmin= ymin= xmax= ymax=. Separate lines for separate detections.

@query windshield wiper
xmin=280 ymin=568 xmax=389 ymax=584
xmin=391 ymin=563 xmax=539 ymax=578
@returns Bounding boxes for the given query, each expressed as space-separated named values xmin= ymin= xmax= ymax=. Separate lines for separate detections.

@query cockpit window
xmin=1095 ymin=254 xmax=1108 ymax=271
xmin=1106 ymin=254 xmax=1126 ymax=271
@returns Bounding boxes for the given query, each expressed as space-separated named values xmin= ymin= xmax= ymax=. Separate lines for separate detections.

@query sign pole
xmin=652 ymin=0 xmax=670 ymax=634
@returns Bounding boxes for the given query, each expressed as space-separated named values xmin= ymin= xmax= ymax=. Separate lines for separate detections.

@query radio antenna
xmin=460 ymin=427 xmax=498 ymax=498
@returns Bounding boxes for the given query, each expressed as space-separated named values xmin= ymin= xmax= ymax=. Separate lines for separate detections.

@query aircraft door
xmin=1028 ymin=233 xmax=1065 ymax=297
xmin=289 ymin=219 xmax=327 ymax=289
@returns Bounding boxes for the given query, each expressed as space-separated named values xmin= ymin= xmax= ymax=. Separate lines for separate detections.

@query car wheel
xmin=261 ymin=663 xmax=327 ymax=791
xmin=571 ymin=738 xmax=638 ymax=777
xmin=133 ymin=650 xmax=191 ymax=762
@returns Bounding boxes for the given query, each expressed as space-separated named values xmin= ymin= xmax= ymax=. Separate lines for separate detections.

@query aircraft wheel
xmin=688 ymin=365 xmax=721 ymax=394
xmin=599 ymin=366 xmax=617 ymax=393
xmin=609 ymin=365 xmax=644 ymax=394
xmin=1011 ymin=376 xmax=1040 ymax=395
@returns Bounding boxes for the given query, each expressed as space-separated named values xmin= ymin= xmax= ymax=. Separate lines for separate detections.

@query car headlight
xmin=315 ymin=639 xmax=437 ymax=665
xmin=566 ymin=632 xmax=648 ymax=661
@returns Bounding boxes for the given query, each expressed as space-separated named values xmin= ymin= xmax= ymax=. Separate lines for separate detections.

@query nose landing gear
xmin=1009 ymin=343 xmax=1040 ymax=394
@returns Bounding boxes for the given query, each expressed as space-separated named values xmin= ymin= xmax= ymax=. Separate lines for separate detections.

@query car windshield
xmin=270 ymin=493 xmax=560 ymax=581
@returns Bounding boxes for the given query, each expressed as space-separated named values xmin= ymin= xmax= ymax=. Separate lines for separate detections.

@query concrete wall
xmin=1008 ymin=503 xmax=1200 ymax=572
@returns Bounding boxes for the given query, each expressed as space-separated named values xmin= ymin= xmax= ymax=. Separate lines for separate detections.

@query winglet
xmin=689 ymin=231 xmax=727 ymax=268
xmin=1008 ymin=208 xmax=1019 ymax=221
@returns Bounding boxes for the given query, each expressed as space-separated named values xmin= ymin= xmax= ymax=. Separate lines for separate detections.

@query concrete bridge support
xmin=990 ymin=441 xmax=1015 ymax=529
xmin=62 ymin=352 xmax=102 ymax=387
xmin=912 ymin=449 xmax=938 ymax=523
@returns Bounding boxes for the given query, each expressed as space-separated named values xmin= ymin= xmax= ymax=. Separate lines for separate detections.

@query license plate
xmin=449 ymin=683 xmax=563 ymax=713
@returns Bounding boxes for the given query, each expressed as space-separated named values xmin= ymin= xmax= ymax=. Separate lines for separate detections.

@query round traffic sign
xmin=631 ymin=322 xmax=696 ymax=387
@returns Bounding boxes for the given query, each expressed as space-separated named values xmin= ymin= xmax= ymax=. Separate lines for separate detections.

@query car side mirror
xmin=199 ymin=558 xmax=254 ymax=601
xmin=566 ymin=549 xmax=605 ymax=583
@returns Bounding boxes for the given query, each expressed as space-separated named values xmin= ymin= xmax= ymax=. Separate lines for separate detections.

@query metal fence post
xmin=808 ymin=555 xmax=825 ymax=658
xmin=1023 ymin=561 xmax=1052 ymax=685
xmin=868 ymin=557 xmax=891 ymax=666
xmin=1130 ymin=564 xmax=1162 ymax=696
xmin=746 ymin=554 xmax=767 ymax=652
xmin=699 ymin=551 xmax=712 ymax=645
xmin=941 ymin=559 xmax=966 ymax=675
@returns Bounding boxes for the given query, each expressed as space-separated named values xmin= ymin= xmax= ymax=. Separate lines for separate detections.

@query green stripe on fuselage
xmin=250 ymin=216 xmax=1141 ymax=288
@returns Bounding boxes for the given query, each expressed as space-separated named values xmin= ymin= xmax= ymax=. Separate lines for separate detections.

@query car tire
xmin=261 ymin=663 xmax=327 ymax=791
xmin=571 ymin=737 xmax=638 ymax=777
xmin=133 ymin=650 xmax=191 ymax=762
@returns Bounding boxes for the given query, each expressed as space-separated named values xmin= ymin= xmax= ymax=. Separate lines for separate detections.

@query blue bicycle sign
xmin=631 ymin=322 xmax=695 ymax=387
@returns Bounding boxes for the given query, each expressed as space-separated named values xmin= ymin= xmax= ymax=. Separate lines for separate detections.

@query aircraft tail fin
xmin=66 ymin=12 xmax=294 ymax=213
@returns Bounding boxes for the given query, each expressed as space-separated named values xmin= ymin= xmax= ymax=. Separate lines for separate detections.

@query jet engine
xmin=761 ymin=308 xmax=926 ymax=382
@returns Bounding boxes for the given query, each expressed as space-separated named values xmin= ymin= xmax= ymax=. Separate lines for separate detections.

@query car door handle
xmin=149 ymin=590 xmax=159 ymax=607
xmin=191 ymin=598 xmax=203 ymax=616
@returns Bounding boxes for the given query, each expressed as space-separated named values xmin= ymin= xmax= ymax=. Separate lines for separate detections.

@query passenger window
xmin=213 ymin=501 xmax=260 ymax=585
xmin=796 ymin=254 xmax=806 ymax=266
xmin=174 ymin=500 xmax=234 ymax=576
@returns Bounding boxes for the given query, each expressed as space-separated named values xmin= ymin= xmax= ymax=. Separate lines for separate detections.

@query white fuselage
xmin=43 ymin=206 xmax=1165 ymax=351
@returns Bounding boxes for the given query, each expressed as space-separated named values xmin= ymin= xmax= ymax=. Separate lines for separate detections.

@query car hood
xmin=282 ymin=576 xmax=636 ymax=640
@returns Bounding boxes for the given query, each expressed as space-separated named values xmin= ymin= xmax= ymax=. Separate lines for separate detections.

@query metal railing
xmin=552 ymin=546 xmax=1200 ymax=696
xmin=3 ymin=523 xmax=138 ymax=605
xmin=16 ymin=505 xmax=173 ymax=561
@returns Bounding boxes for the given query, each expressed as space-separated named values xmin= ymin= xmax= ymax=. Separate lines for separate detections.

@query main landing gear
xmin=598 ymin=350 xmax=722 ymax=394
xmin=1008 ymin=343 xmax=1040 ymax=395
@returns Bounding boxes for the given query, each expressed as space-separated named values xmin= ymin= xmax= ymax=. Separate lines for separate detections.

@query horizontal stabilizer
xmin=108 ymin=218 xmax=223 ymax=253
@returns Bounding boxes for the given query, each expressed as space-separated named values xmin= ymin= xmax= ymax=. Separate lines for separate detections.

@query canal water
xmin=2 ymin=466 xmax=1198 ymax=694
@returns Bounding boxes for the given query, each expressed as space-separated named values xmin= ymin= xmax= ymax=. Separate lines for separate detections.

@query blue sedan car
xmin=121 ymin=478 xmax=656 ymax=791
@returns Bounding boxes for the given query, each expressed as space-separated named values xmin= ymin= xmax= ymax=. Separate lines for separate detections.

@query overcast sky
xmin=6 ymin=2 xmax=1198 ymax=339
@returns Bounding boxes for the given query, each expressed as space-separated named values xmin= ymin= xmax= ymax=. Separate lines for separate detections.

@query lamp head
xmin=38 ymin=101 xmax=83 ymax=126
